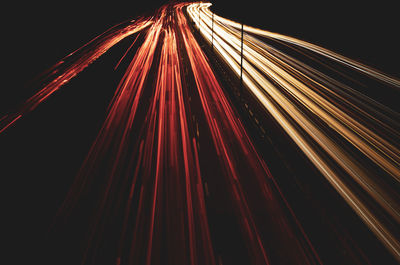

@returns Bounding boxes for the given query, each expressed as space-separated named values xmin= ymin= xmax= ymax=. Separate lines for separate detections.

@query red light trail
xmin=0 ymin=18 xmax=152 ymax=134
xmin=53 ymin=5 xmax=320 ymax=264
xmin=3 ymin=2 xmax=399 ymax=265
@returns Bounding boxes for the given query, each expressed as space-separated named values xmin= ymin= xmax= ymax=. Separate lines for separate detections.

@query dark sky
xmin=7 ymin=0 xmax=400 ymax=72
xmin=212 ymin=0 xmax=399 ymax=78
xmin=4 ymin=0 xmax=399 ymax=93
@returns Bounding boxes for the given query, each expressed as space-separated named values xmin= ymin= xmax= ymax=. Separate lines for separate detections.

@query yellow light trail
xmin=187 ymin=2 xmax=400 ymax=261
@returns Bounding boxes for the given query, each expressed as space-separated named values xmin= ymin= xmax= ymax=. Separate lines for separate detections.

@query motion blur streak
xmin=177 ymin=4 xmax=321 ymax=264
xmin=5 ymin=2 xmax=400 ymax=265
xmin=210 ymin=10 xmax=400 ymax=88
xmin=188 ymin=3 xmax=400 ymax=261
xmin=53 ymin=3 xmax=322 ymax=265
xmin=0 ymin=18 xmax=152 ymax=134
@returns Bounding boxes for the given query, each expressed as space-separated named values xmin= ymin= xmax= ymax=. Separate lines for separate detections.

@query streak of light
xmin=212 ymin=11 xmax=400 ymax=88
xmin=0 ymin=18 xmax=152 ymax=134
xmin=5 ymin=2 xmax=399 ymax=264
xmin=54 ymin=4 xmax=323 ymax=264
xmin=177 ymin=4 xmax=321 ymax=264
xmin=188 ymin=2 xmax=400 ymax=261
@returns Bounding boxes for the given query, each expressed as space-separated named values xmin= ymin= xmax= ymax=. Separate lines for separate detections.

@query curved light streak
xmin=188 ymin=2 xmax=400 ymax=261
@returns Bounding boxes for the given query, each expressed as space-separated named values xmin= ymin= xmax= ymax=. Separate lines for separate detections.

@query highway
xmin=2 ymin=2 xmax=399 ymax=265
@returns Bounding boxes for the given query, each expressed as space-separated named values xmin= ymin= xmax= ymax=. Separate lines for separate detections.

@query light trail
xmin=54 ymin=3 xmax=323 ymax=265
xmin=209 ymin=10 xmax=400 ymax=88
xmin=188 ymin=3 xmax=400 ymax=262
xmin=177 ymin=4 xmax=322 ymax=264
xmin=0 ymin=18 xmax=152 ymax=135
xmin=4 ymin=2 xmax=399 ymax=265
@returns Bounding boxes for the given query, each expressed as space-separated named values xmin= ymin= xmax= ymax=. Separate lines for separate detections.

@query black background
xmin=212 ymin=0 xmax=399 ymax=78
xmin=5 ymin=0 xmax=399 ymax=93
xmin=2 ymin=0 xmax=399 ymax=263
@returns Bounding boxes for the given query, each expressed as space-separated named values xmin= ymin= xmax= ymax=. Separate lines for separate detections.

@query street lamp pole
xmin=240 ymin=22 xmax=244 ymax=91
xmin=211 ymin=12 xmax=214 ymax=49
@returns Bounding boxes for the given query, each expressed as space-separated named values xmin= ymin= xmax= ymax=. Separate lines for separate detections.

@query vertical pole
xmin=240 ymin=22 xmax=244 ymax=91
xmin=211 ymin=12 xmax=214 ymax=49
xmin=198 ymin=3 xmax=201 ymax=29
